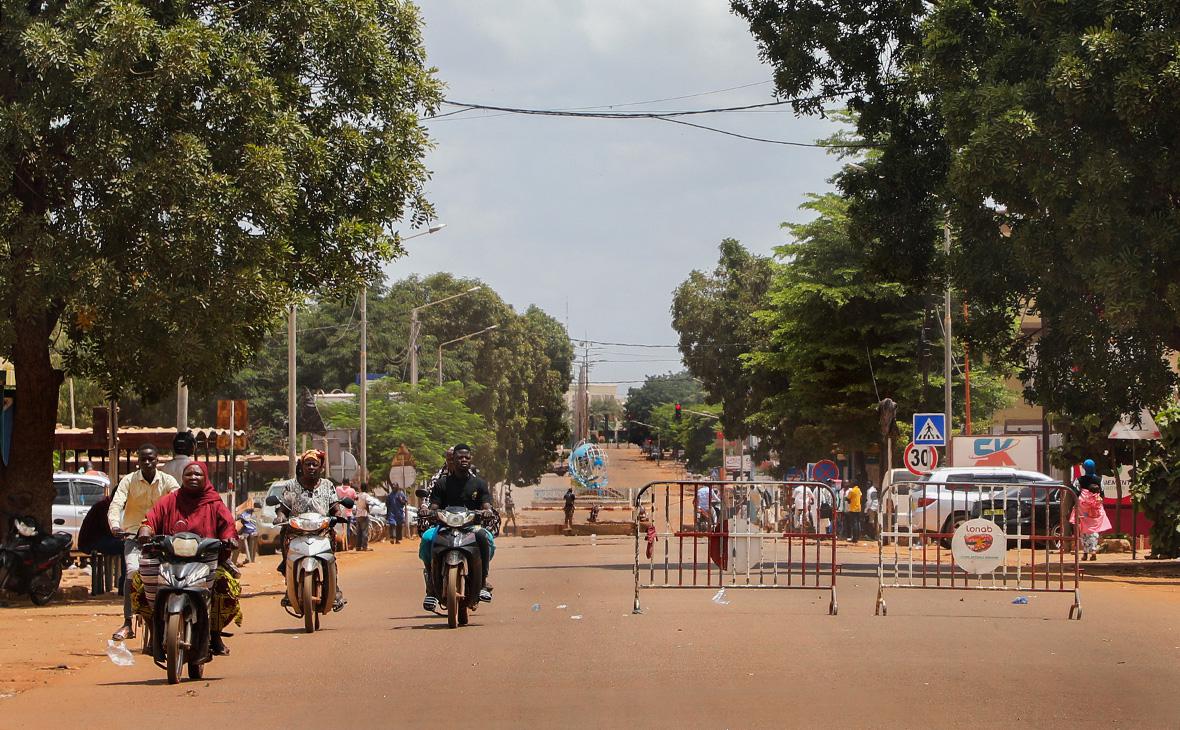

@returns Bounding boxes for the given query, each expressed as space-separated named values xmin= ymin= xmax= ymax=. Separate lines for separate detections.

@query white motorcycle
xmin=266 ymin=496 xmax=352 ymax=633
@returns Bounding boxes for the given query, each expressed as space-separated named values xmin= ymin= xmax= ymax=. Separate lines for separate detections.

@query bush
xmin=1130 ymin=402 xmax=1180 ymax=558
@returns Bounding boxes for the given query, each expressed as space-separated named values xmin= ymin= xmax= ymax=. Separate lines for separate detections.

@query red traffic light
xmin=674 ymin=403 xmax=682 ymax=420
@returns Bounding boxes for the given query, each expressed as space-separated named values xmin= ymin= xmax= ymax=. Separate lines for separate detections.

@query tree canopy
xmin=1 ymin=0 xmax=441 ymax=525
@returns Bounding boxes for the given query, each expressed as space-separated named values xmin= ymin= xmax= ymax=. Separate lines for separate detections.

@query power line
xmin=435 ymin=91 xmax=877 ymax=148
xmin=571 ymin=338 xmax=753 ymax=349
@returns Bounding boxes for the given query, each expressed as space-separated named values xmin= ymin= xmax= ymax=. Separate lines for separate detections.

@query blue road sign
xmin=813 ymin=459 xmax=839 ymax=483
xmin=913 ymin=413 xmax=947 ymax=446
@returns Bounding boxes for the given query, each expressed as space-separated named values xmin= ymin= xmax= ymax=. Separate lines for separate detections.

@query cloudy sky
xmin=384 ymin=1 xmax=847 ymax=392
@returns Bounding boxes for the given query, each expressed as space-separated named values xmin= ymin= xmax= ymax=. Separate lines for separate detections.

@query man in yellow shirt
xmin=846 ymin=483 xmax=863 ymax=543
xmin=106 ymin=443 xmax=179 ymax=641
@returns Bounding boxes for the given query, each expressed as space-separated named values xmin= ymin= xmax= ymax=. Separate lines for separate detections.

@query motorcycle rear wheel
xmin=165 ymin=612 xmax=185 ymax=684
xmin=302 ymin=571 xmax=316 ymax=633
xmin=28 ymin=564 xmax=62 ymax=606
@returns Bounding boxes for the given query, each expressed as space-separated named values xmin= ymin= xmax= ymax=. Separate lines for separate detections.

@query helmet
xmin=1083 ymin=458 xmax=1096 ymax=473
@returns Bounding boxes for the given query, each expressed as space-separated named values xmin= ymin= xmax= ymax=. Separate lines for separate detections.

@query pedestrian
xmin=846 ymin=483 xmax=863 ymax=543
xmin=387 ymin=484 xmax=407 ymax=543
xmin=106 ymin=443 xmax=179 ymax=642
xmin=503 ymin=489 xmax=518 ymax=536
xmin=866 ymin=483 xmax=880 ymax=540
xmin=563 ymin=486 xmax=576 ymax=531
xmin=233 ymin=500 xmax=259 ymax=565
xmin=336 ymin=478 xmax=357 ymax=550
xmin=354 ymin=482 xmax=371 ymax=551
xmin=159 ymin=430 xmax=196 ymax=484
xmin=818 ymin=480 xmax=835 ymax=535
xmin=1072 ymin=459 xmax=1111 ymax=561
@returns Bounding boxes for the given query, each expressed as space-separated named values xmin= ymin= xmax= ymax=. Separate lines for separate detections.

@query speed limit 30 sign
xmin=903 ymin=441 xmax=938 ymax=476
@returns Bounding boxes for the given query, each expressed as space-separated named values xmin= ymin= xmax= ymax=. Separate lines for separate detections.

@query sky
xmin=384 ymin=1 xmax=848 ymax=394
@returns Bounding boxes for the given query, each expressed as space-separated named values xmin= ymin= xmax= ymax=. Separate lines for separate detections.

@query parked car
xmin=969 ymin=483 xmax=1077 ymax=550
xmin=880 ymin=468 xmax=922 ymax=537
xmin=256 ymin=481 xmax=287 ymax=554
xmin=911 ymin=467 xmax=1060 ymax=547
xmin=51 ymin=472 xmax=109 ymax=550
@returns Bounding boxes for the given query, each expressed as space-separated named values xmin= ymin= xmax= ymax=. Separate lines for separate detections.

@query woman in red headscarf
xmin=138 ymin=461 xmax=242 ymax=654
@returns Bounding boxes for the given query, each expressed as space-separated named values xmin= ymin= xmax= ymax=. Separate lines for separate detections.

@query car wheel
xmin=940 ymin=514 xmax=967 ymax=549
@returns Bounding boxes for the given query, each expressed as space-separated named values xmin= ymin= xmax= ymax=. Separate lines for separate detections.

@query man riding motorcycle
xmin=272 ymin=450 xmax=348 ymax=611
xmin=419 ymin=444 xmax=495 ymax=612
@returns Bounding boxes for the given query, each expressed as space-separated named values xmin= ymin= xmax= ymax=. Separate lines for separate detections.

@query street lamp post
xmin=359 ymin=223 xmax=446 ymax=483
xmin=437 ymin=325 xmax=499 ymax=385
xmin=409 ymin=283 xmax=480 ymax=386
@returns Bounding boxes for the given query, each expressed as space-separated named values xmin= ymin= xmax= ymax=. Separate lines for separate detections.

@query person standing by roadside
xmin=563 ymin=487 xmax=576 ymax=531
xmin=846 ymin=483 xmax=863 ymax=543
xmin=387 ymin=484 xmax=407 ymax=543
xmin=866 ymin=483 xmax=880 ymax=540
xmin=354 ymin=483 xmax=371 ymax=551
xmin=503 ymin=489 xmax=518 ymax=536
xmin=107 ymin=443 xmax=179 ymax=641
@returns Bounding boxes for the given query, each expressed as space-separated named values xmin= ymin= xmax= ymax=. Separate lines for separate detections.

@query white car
xmin=910 ymin=467 xmax=1059 ymax=544
xmin=51 ymin=472 xmax=110 ymax=549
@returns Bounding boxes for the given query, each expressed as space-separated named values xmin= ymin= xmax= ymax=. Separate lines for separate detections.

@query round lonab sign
xmin=951 ymin=518 xmax=1007 ymax=574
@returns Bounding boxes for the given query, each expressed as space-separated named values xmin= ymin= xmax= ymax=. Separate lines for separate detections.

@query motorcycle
xmin=424 ymin=503 xmax=488 ymax=629
xmin=266 ymin=495 xmax=352 ymax=633
xmin=0 ymin=515 xmax=72 ymax=605
xmin=141 ymin=533 xmax=223 ymax=684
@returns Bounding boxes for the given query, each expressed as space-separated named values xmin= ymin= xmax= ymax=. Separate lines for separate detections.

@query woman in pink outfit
xmin=1071 ymin=459 xmax=1111 ymax=560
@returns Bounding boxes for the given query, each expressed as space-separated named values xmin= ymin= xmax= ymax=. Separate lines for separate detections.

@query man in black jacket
xmin=420 ymin=444 xmax=494 ymax=612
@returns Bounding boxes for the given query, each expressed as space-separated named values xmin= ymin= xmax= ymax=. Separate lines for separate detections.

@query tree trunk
xmin=0 ymin=309 xmax=62 ymax=541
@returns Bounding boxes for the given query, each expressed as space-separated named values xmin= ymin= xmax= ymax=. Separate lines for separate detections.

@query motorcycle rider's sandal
xmin=210 ymin=634 xmax=229 ymax=656
xmin=332 ymin=598 xmax=347 ymax=612
xmin=479 ymin=588 xmax=492 ymax=602
xmin=111 ymin=624 xmax=134 ymax=641
xmin=423 ymin=596 xmax=439 ymax=613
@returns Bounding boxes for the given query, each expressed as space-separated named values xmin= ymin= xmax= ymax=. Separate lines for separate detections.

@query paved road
xmin=3 ymin=531 xmax=1179 ymax=728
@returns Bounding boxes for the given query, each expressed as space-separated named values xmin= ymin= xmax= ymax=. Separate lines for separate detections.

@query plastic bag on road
xmin=711 ymin=588 xmax=730 ymax=606
xmin=1011 ymin=596 xmax=1029 ymax=605
xmin=106 ymin=640 xmax=134 ymax=666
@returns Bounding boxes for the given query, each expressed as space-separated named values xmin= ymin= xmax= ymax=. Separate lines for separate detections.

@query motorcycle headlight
xmin=170 ymin=536 xmax=200 ymax=558
xmin=293 ymin=515 xmax=329 ymax=531
xmin=14 ymin=519 xmax=36 ymax=538
xmin=442 ymin=511 xmax=472 ymax=528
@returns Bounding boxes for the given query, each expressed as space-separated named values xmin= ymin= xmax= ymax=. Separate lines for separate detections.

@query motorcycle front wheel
xmin=302 ymin=571 xmax=316 ymax=633
xmin=28 ymin=564 xmax=62 ymax=606
xmin=165 ymin=612 xmax=186 ymax=684
xmin=445 ymin=564 xmax=464 ymax=629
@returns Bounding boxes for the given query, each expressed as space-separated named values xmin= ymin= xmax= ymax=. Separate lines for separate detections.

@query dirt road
xmin=2 ymin=448 xmax=1178 ymax=727
xmin=1 ymin=531 xmax=1178 ymax=728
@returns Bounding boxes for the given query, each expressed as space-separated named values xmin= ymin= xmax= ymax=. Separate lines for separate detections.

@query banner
xmin=950 ymin=435 xmax=1040 ymax=472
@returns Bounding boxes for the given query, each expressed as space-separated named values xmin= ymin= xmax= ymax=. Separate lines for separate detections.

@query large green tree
xmin=671 ymin=239 xmax=774 ymax=442
xmin=1 ymin=0 xmax=441 ymax=527
xmin=732 ymin=0 xmax=1180 ymax=426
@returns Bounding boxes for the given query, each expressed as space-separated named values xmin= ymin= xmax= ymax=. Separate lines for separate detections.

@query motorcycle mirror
xmin=415 ymin=488 xmax=429 ymax=499
xmin=265 ymin=495 xmax=280 ymax=507
xmin=53 ymin=518 xmax=66 ymax=525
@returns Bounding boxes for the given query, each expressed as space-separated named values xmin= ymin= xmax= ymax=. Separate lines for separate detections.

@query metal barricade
xmin=877 ymin=480 xmax=1082 ymax=619
xmin=632 ymin=481 xmax=838 ymax=615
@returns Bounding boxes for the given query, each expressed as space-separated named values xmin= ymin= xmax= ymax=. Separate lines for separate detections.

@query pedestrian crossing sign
xmin=913 ymin=413 xmax=946 ymax=446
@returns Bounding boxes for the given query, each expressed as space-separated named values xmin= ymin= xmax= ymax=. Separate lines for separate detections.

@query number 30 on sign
xmin=903 ymin=442 xmax=938 ymax=476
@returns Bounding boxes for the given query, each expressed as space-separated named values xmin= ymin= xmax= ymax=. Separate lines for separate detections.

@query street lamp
xmin=409 ymin=284 xmax=481 ymax=385
xmin=358 ymin=222 xmax=446 ymax=482
xmin=437 ymin=325 xmax=499 ymax=385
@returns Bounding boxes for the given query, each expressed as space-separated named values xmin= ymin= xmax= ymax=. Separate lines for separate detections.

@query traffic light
xmin=674 ymin=403 xmax=682 ymax=421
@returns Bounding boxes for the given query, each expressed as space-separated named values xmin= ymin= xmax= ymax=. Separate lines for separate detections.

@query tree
xmin=746 ymin=193 xmax=929 ymax=467
xmin=672 ymin=239 xmax=774 ymax=442
xmin=733 ymin=1 xmax=1180 ymax=425
xmin=649 ymin=402 xmax=722 ymax=472
xmin=319 ymin=379 xmax=493 ymax=480
xmin=1 ymin=0 xmax=442 ymax=528
xmin=623 ymin=373 xmax=705 ymax=445
xmin=745 ymin=193 xmax=1011 ymax=470
xmin=1131 ymin=401 xmax=1180 ymax=558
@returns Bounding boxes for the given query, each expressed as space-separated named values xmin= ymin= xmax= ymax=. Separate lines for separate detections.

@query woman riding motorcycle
xmin=134 ymin=461 xmax=242 ymax=655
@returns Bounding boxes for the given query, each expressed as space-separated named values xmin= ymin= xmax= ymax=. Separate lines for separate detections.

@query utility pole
xmin=943 ymin=218 xmax=953 ymax=466
xmin=408 ymin=307 xmax=420 ymax=386
xmin=176 ymin=378 xmax=188 ymax=431
xmin=359 ymin=286 xmax=368 ymax=484
xmin=287 ymin=303 xmax=297 ymax=478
